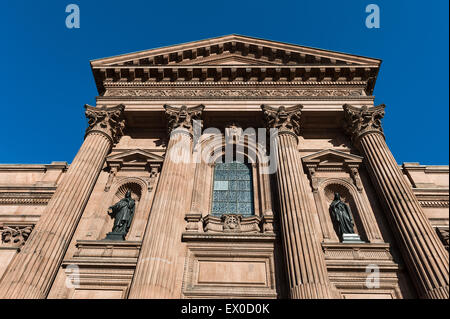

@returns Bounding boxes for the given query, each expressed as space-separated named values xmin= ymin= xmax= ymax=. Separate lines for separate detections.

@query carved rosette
xmin=343 ymin=104 xmax=385 ymax=145
xmin=164 ymin=104 xmax=204 ymax=137
xmin=261 ymin=104 xmax=303 ymax=138
xmin=84 ymin=104 xmax=126 ymax=144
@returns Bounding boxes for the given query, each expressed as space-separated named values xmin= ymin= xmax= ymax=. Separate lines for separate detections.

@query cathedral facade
xmin=0 ymin=35 xmax=448 ymax=299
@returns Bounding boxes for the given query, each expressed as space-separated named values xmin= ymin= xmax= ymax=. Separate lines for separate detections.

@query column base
xmin=290 ymin=283 xmax=341 ymax=299
xmin=420 ymin=285 xmax=449 ymax=299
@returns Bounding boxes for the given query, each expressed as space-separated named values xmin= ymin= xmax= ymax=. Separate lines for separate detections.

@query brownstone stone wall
xmin=0 ymin=35 xmax=448 ymax=299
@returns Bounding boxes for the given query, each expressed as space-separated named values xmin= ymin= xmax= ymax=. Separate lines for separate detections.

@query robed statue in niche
xmin=104 ymin=190 xmax=135 ymax=240
xmin=329 ymin=192 xmax=355 ymax=240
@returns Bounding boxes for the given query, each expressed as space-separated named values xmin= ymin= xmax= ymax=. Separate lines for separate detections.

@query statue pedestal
xmin=342 ymin=233 xmax=364 ymax=243
xmin=104 ymin=232 xmax=125 ymax=241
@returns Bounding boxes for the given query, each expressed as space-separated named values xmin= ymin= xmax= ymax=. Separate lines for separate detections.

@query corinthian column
xmin=129 ymin=104 xmax=204 ymax=298
xmin=343 ymin=104 xmax=449 ymax=299
xmin=0 ymin=104 xmax=125 ymax=299
xmin=261 ymin=105 xmax=339 ymax=299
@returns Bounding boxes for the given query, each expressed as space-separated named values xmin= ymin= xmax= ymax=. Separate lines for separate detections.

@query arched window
xmin=211 ymin=161 xmax=254 ymax=216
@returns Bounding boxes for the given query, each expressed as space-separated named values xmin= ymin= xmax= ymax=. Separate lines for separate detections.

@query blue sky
xmin=0 ymin=0 xmax=448 ymax=164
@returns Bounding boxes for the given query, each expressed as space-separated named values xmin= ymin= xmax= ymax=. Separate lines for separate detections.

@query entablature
xmin=93 ymin=66 xmax=378 ymax=95
xmin=91 ymin=35 xmax=381 ymax=96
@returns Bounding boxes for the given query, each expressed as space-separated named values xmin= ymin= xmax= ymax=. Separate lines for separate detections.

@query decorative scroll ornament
xmin=0 ymin=225 xmax=33 ymax=247
xmin=343 ymin=104 xmax=385 ymax=145
xmin=85 ymin=104 xmax=126 ymax=144
xmin=164 ymin=104 xmax=204 ymax=135
xmin=261 ymin=104 xmax=303 ymax=136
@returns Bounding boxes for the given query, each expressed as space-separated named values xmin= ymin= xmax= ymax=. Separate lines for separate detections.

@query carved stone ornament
xmin=261 ymin=104 xmax=303 ymax=136
xmin=225 ymin=122 xmax=244 ymax=136
xmin=164 ymin=104 xmax=204 ymax=135
xmin=262 ymin=211 xmax=275 ymax=233
xmin=202 ymin=214 xmax=262 ymax=233
xmin=85 ymin=104 xmax=126 ymax=144
xmin=302 ymin=149 xmax=365 ymax=193
xmin=0 ymin=224 xmax=33 ymax=248
xmin=104 ymin=88 xmax=363 ymax=98
xmin=185 ymin=213 xmax=202 ymax=232
xmin=436 ymin=227 xmax=449 ymax=251
xmin=343 ymin=104 xmax=385 ymax=145
xmin=221 ymin=214 xmax=242 ymax=232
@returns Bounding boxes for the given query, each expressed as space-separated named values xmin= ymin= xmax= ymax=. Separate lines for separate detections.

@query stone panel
xmin=72 ymin=289 xmax=124 ymax=299
xmin=197 ymin=261 xmax=267 ymax=285
xmin=182 ymin=241 xmax=277 ymax=298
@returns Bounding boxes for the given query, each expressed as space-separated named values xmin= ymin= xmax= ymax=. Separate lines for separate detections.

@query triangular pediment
xmin=91 ymin=34 xmax=380 ymax=68
xmin=91 ymin=35 xmax=381 ymax=95
xmin=302 ymin=149 xmax=363 ymax=165
xmin=177 ymin=53 xmax=279 ymax=66
xmin=106 ymin=149 xmax=164 ymax=165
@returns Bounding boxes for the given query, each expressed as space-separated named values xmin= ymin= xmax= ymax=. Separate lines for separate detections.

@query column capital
xmin=261 ymin=104 xmax=303 ymax=137
xmin=84 ymin=104 xmax=126 ymax=144
xmin=164 ymin=104 xmax=204 ymax=136
xmin=343 ymin=104 xmax=385 ymax=145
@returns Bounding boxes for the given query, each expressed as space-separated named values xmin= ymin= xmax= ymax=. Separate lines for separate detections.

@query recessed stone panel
xmin=72 ymin=289 xmax=124 ymax=299
xmin=197 ymin=261 xmax=267 ymax=285
xmin=182 ymin=241 xmax=277 ymax=298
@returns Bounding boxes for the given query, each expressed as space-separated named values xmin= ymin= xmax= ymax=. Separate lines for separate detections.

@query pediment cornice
xmin=91 ymin=34 xmax=380 ymax=67
xmin=106 ymin=149 xmax=164 ymax=168
xmin=302 ymin=149 xmax=363 ymax=167
xmin=90 ymin=35 xmax=381 ymax=95
xmin=302 ymin=149 xmax=364 ymax=191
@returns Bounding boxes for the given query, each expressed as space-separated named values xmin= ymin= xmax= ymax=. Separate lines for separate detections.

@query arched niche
xmin=302 ymin=149 xmax=384 ymax=244
xmin=113 ymin=181 xmax=142 ymax=203
xmin=99 ymin=177 xmax=150 ymax=241
xmin=322 ymin=180 xmax=367 ymax=242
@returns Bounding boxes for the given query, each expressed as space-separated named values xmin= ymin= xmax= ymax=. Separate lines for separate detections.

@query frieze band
xmin=104 ymin=88 xmax=363 ymax=98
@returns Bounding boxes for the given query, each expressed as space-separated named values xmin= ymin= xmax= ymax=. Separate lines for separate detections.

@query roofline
xmin=90 ymin=34 xmax=382 ymax=66
xmin=229 ymin=34 xmax=382 ymax=63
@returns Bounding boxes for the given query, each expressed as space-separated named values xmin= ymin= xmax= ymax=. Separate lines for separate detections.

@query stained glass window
xmin=211 ymin=162 xmax=255 ymax=216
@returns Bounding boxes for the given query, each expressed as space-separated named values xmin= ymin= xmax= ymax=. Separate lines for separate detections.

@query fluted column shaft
xmin=129 ymin=105 xmax=203 ymax=298
xmin=344 ymin=104 xmax=449 ymax=299
xmin=262 ymin=104 xmax=338 ymax=299
xmin=0 ymin=105 xmax=125 ymax=299
xmin=275 ymin=133 xmax=338 ymax=298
